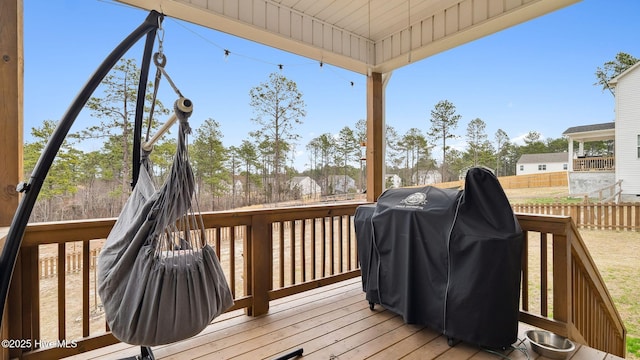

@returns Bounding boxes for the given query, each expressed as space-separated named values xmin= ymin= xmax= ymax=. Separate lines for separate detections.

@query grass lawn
xmin=504 ymin=186 xmax=587 ymax=204
xmin=519 ymin=196 xmax=586 ymax=204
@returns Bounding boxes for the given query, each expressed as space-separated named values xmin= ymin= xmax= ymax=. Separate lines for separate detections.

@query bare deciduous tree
xmin=249 ymin=72 xmax=306 ymax=201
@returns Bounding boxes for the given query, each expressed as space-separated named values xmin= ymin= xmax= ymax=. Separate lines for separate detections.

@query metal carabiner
xmin=153 ymin=52 xmax=167 ymax=68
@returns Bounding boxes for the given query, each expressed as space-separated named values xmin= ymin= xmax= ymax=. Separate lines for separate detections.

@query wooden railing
xmin=573 ymin=156 xmax=615 ymax=171
xmin=1 ymin=207 xmax=626 ymax=359
xmin=584 ymin=180 xmax=623 ymax=203
xmin=513 ymin=202 xmax=640 ymax=231
xmin=3 ymin=204 xmax=362 ymax=359
xmin=517 ymin=214 xmax=626 ymax=357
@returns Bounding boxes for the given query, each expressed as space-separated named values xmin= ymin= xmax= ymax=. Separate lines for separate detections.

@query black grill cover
xmin=355 ymin=167 xmax=523 ymax=349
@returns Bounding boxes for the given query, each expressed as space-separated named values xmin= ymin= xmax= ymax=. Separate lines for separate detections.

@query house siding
xmin=289 ymin=177 xmax=321 ymax=199
xmin=327 ymin=175 xmax=356 ymax=194
xmin=615 ymin=65 xmax=640 ymax=196
xmin=517 ymin=162 xmax=566 ymax=175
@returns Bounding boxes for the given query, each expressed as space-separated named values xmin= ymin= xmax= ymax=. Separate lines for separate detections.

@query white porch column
xmin=567 ymin=138 xmax=574 ymax=171
xmin=578 ymin=141 xmax=584 ymax=157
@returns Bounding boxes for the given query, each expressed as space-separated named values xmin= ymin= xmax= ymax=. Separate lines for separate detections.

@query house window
xmin=538 ymin=164 xmax=547 ymax=171
xmin=637 ymin=135 xmax=640 ymax=158
xmin=519 ymin=165 xmax=523 ymax=171
xmin=563 ymin=163 xmax=568 ymax=170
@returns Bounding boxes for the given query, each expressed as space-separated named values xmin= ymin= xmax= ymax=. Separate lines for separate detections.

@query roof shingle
xmin=562 ymin=122 xmax=615 ymax=135
xmin=518 ymin=152 xmax=568 ymax=164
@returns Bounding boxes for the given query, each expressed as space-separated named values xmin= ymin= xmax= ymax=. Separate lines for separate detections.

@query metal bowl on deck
xmin=525 ymin=330 xmax=576 ymax=359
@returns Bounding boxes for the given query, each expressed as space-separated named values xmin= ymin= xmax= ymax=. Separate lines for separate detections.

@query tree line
xmin=25 ymin=53 xmax=636 ymax=222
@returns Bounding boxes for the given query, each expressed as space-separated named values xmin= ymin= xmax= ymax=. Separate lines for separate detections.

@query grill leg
xmin=116 ymin=345 xmax=155 ymax=360
xmin=273 ymin=348 xmax=303 ymax=360
xmin=447 ymin=337 xmax=461 ymax=347
xmin=140 ymin=346 xmax=155 ymax=360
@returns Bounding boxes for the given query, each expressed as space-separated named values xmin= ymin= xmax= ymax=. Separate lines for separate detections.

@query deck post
xmin=0 ymin=0 xmax=23 ymax=227
xmin=1 ymin=1 xmax=22 ymax=357
xmin=248 ymin=215 xmax=272 ymax=316
xmin=366 ymin=72 xmax=384 ymax=202
xmin=552 ymin=231 xmax=571 ymax=325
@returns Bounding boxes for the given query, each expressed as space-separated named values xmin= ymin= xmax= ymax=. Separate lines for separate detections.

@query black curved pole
xmin=132 ymin=26 xmax=158 ymax=189
xmin=0 ymin=10 xmax=163 ymax=327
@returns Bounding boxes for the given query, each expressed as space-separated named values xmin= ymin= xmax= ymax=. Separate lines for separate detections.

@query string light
xmin=168 ymin=17 xmax=357 ymax=88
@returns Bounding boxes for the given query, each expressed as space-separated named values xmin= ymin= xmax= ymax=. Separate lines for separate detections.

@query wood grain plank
xmin=401 ymin=334 xmax=453 ymax=360
xmin=288 ymin=309 xmax=401 ymax=360
xmin=235 ymin=303 xmax=385 ymax=359
xmin=336 ymin=322 xmax=426 ymax=359
xmin=366 ymin=328 xmax=440 ymax=360
xmin=158 ymin=288 xmax=366 ymax=359
xmin=59 ymin=279 xmax=626 ymax=360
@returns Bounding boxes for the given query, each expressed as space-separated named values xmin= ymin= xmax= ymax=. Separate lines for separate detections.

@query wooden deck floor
xmin=62 ymin=278 xmax=624 ymax=360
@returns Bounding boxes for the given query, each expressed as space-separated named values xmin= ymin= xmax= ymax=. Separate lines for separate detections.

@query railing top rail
xmin=200 ymin=201 xmax=369 ymax=217
xmin=22 ymin=219 xmax=116 ymax=247
xmin=20 ymin=202 xmax=371 ymax=247
xmin=515 ymin=213 xmax=572 ymax=233
xmin=515 ymin=213 xmax=572 ymax=222
xmin=191 ymin=202 xmax=369 ymax=227
xmin=574 ymin=155 xmax=615 ymax=159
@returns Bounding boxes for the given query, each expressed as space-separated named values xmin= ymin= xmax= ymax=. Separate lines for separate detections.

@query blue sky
xmin=23 ymin=0 xmax=640 ymax=170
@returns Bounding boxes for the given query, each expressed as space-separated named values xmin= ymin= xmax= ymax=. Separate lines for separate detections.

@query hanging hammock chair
xmin=97 ymin=99 xmax=234 ymax=346
xmin=0 ymin=11 xmax=234 ymax=359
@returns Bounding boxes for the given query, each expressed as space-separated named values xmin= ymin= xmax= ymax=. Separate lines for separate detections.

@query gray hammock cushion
xmin=97 ymin=117 xmax=234 ymax=346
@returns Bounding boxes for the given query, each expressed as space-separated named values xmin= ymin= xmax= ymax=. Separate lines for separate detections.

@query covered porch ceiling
xmin=564 ymin=130 xmax=615 ymax=143
xmin=115 ymin=0 xmax=580 ymax=75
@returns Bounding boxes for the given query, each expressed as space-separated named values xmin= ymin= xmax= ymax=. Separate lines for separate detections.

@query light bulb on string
xmin=170 ymin=17 xmax=361 ymax=89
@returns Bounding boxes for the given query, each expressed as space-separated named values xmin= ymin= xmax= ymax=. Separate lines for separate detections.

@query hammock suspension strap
xmin=144 ymin=24 xmax=184 ymax=146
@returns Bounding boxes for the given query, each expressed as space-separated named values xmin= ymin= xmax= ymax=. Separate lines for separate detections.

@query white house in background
xmin=385 ymin=174 xmax=402 ymax=188
xmin=289 ymin=176 xmax=321 ymax=200
xmin=414 ymin=170 xmax=442 ymax=185
xmin=562 ymin=123 xmax=615 ymax=196
xmin=561 ymin=62 xmax=640 ymax=201
xmin=610 ymin=61 xmax=640 ymax=201
xmin=516 ymin=153 xmax=568 ymax=175
xmin=220 ymin=178 xmax=244 ymax=196
xmin=327 ymin=175 xmax=357 ymax=194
